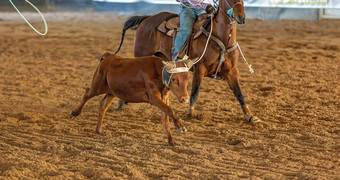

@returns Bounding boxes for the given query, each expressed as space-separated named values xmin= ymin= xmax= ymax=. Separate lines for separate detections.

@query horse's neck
xmin=212 ymin=1 xmax=237 ymax=48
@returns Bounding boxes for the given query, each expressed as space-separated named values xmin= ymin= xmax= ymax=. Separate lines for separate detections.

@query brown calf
xmin=70 ymin=52 xmax=191 ymax=146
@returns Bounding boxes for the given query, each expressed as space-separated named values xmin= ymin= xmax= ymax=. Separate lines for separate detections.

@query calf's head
xmin=168 ymin=62 xmax=190 ymax=103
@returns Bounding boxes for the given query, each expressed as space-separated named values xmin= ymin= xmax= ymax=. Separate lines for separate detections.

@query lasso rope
xmin=9 ymin=0 xmax=48 ymax=35
xmin=183 ymin=0 xmax=254 ymax=74
xmin=238 ymin=45 xmax=254 ymax=74
xmin=193 ymin=14 xmax=214 ymax=65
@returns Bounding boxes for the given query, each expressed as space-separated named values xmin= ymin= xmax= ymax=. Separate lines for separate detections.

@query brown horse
xmin=116 ymin=0 xmax=261 ymax=123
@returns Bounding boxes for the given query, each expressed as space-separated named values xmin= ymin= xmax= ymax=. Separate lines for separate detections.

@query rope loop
xmin=9 ymin=0 xmax=48 ymax=35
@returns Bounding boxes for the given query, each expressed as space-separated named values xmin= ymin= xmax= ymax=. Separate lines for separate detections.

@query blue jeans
xmin=172 ymin=5 xmax=206 ymax=61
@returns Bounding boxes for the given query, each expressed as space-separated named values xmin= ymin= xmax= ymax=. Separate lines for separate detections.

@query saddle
xmin=157 ymin=14 xmax=210 ymax=58
xmin=158 ymin=13 xmax=209 ymax=39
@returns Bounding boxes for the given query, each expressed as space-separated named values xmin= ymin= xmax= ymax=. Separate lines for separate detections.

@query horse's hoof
xmin=116 ymin=106 xmax=123 ymax=111
xmin=116 ymin=99 xmax=127 ymax=110
xmin=185 ymin=107 xmax=195 ymax=118
xmin=249 ymin=116 xmax=262 ymax=124
xmin=181 ymin=127 xmax=187 ymax=132
xmin=185 ymin=112 xmax=196 ymax=119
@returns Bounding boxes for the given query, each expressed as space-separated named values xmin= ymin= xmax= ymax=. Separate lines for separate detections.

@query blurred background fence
xmin=0 ymin=0 xmax=339 ymax=20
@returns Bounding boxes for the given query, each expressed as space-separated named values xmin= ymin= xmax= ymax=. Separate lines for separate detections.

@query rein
xmin=220 ymin=0 xmax=243 ymax=22
xmin=225 ymin=0 xmax=243 ymax=10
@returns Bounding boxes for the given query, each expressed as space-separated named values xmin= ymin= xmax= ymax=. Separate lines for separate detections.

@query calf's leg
xmin=96 ymin=94 xmax=115 ymax=133
xmin=150 ymin=95 xmax=186 ymax=146
xmin=161 ymin=106 xmax=175 ymax=145
xmin=70 ymin=67 xmax=108 ymax=119
xmin=161 ymin=93 xmax=175 ymax=146
xmin=70 ymin=88 xmax=95 ymax=118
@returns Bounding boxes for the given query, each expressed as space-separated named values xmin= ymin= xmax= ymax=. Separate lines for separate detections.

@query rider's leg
xmin=194 ymin=7 xmax=207 ymax=16
xmin=172 ymin=5 xmax=196 ymax=61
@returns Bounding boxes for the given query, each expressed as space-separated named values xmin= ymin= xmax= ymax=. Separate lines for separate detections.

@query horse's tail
xmin=114 ymin=15 xmax=150 ymax=54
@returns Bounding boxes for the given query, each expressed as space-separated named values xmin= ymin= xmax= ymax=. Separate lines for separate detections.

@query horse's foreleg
xmin=221 ymin=66 xmax=261 ymax=124
xmin=186 ymin=65 xmax=206 ymax=117
xmin=96 ymin=94 xmax=115 ymax=133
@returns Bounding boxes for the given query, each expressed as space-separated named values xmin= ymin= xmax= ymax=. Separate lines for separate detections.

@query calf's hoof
xmin=70 ymin=111 xmax=80 ymax=119
xmin=176 ymin=127 xmax=187 ymax=134
xmin=95 ymin=127 xmax=102 ymax=134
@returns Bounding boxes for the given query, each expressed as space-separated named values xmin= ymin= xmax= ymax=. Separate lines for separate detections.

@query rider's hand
xmin=205 ymin=4 xmax=214 ymax=14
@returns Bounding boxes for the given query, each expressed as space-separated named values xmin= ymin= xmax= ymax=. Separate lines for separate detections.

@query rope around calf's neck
xmin=9 ymin=0 xmax=48 ymax=35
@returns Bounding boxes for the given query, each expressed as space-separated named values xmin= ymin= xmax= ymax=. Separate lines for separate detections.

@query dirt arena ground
xmin=0 ymin=12 xmax=339 ymax=179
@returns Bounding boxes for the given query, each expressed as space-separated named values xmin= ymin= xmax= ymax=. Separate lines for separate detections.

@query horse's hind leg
xmin=96 ymin=94 xmax=115 ymax=133
xmin=221 ymin=63 xmax=261 ymax=124
xmin=70 ymin=88 xmax=95 ymax=119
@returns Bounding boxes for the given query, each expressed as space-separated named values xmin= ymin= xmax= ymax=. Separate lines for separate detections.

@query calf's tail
xmin=114 ymin=15 xmax=150 ymax=54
